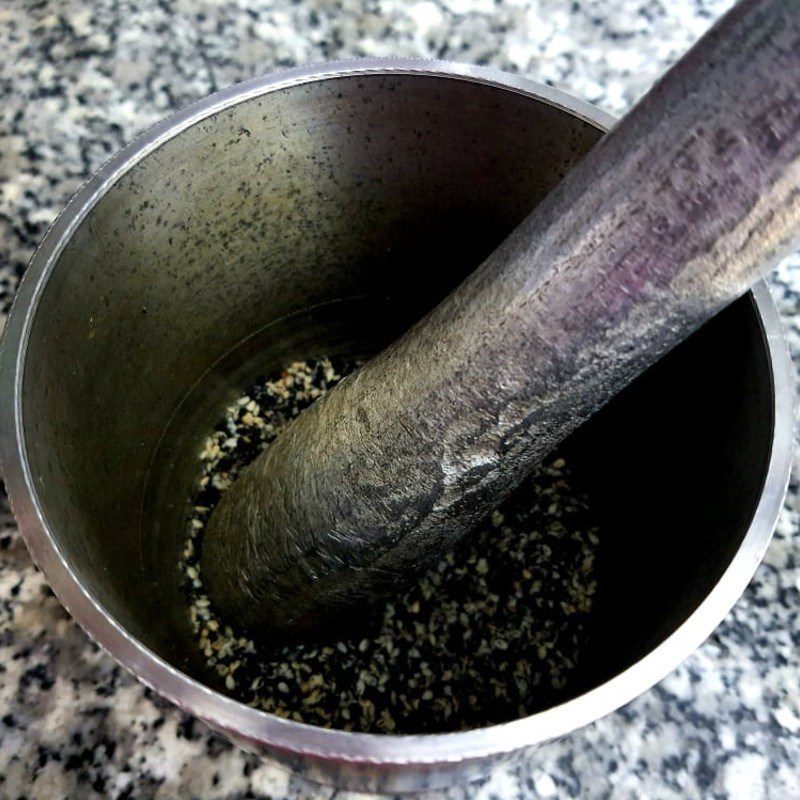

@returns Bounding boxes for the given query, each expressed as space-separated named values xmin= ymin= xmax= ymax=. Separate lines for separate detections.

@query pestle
xmin=201 ymin=0 xmax=800 ymax=638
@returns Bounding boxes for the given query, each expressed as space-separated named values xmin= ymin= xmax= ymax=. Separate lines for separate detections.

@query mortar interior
xmin=19 ymin=72 xmax=774 ymax=728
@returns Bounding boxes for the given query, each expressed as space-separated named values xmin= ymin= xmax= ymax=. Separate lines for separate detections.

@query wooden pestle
xmin=201 ymin=0 xmax=800 ymax=637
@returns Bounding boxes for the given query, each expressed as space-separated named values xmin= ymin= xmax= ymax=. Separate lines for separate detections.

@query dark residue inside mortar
xmin=180 ymin=357 xmax=601 ymax=734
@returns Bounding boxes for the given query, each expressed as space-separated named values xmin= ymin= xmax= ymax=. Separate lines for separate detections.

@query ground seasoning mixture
xmin=180 ymin=357 xmax=601 ymax=734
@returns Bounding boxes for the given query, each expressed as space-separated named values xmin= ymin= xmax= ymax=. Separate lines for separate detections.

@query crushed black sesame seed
xmin=180 ymin=357 xmax=601 ymax=733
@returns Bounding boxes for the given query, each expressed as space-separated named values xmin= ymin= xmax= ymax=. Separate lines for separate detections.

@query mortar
xmin=0 ymin=61 xmax=792 ymax=793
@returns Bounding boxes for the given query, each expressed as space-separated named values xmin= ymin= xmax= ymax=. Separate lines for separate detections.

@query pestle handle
xmin=202 ymin=0 xmax=800 ymax=637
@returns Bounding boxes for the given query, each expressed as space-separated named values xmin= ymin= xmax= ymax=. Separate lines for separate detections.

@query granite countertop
xmin=0 ymin=1 xmax=798 ymax=798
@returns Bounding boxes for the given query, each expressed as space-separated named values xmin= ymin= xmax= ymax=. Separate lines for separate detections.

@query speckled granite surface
xmin=0 ymin=1 xmax=798 ymax=798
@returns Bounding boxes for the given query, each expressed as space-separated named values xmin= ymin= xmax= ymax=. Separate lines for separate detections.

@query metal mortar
xmin=0 ymin=61 xmax=792 ymax=793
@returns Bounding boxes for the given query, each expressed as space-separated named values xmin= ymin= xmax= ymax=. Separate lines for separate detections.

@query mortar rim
xmin=0 ymin=59 xmax=792 ymax=768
